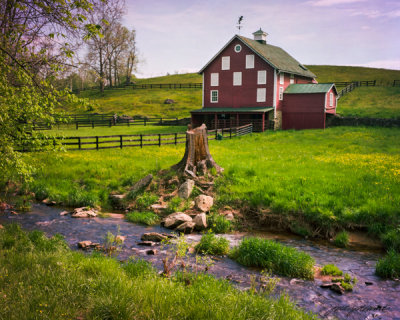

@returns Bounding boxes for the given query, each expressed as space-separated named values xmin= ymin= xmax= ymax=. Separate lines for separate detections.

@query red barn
xmin=191 ymin=29 xmax=337 ymax=131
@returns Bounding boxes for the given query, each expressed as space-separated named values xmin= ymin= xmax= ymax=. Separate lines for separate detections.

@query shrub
xmin=126 ymin=211 xmax=159 ymax=226
xmin=333 ymin=231 xmax=349 ymax=248
xmin=230 ymin=237 xmax=315 ymax=280
xmin=321 ymin=264 xmax=343 ymax=276
xmin=166 ymin=197 xmax=182 ymax=214
xmin=208 ymin=214 xmax=232 ymax=234
xmin=381 ymin=229 xmax=400 ymax=252
xmin=195 ymin=232 xmax=230 ymax=256
xmin=376 ymin=250 xmax=400 ymax=279
xmin=134 ymin=193 xmax=159 ymax=210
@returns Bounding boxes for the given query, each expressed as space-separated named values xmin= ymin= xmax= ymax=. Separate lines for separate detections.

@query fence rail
xmin=337 ymin=80 xmax=377 ymax=99
xmin=19 ymin=124 xmax=253 ymax=152
xmin=132 ymin=83 xmax=202 ymax=89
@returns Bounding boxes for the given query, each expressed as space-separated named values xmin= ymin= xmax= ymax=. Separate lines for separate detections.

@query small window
xmin=330 ymin=92 xmax=334 ymax=106
xmin=279 ymin=87 xmax=283 ymax=100
xmin=290 ymin=74 xmax=294 ymax=84
xmin=246 ymin=55 xmax=254 ymax=69
xmin=257 ymin=70 xmax=267 ymax=84
xmin=234 ymin=44 xmax=242 ymax=53
xmin=221 ymin=56 xmax=230 ymax=70
xmin=257 ymin=88 xmax=266 ymax=102
xmin=280 ymin=73 xmax=284 ymax=85
xmin=233 ymin=72 xmax=242 ymax=86
xmin=211 ymin=73 xmax=219 ymax=86
xmin=211 ymin=90 xmax=218 ymax=103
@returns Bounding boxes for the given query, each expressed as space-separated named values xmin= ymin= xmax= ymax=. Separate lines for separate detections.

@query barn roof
xmin=284 ymin=83 xmax=337 ymax=94
xmin=199 ymin=35 xmax=317 ymax=79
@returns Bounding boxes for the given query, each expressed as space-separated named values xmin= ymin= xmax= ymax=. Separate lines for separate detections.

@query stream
xmin=1 ymin=204 xmax=399 ymax=320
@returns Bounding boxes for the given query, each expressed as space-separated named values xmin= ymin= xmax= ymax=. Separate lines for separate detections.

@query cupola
xmin=253 ymin=28 xmax=268 ymax=44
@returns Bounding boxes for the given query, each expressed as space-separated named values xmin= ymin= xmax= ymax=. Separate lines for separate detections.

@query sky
xmin=123 ymin=0 xmax=400 ymax=78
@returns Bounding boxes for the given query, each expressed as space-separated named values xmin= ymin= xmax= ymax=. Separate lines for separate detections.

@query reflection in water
xmin=1 ymin=204 xmax=399 ymax=320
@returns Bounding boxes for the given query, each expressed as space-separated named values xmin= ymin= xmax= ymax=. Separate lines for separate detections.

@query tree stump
xmin=172 ymin=124 xmax=223 ymax=178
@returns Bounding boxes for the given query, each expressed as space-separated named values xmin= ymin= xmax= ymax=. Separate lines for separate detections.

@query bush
xmin=208 ymin=214 xmax=232 ymax=234
xmin=333 ymin=231 xmax=349 ymax=248
xmin=134 ymin=193 xmax=158 ymax=210
xmin=230 ymin=237 xmax=315 ymax=280
xmin=195 ymin=232 xmax=230 ymax=256
xmin=376 ymin=250 xmax=400 ymax=279
xmin=166 ymin=197 xmax=182 ymax=214
xmin=126 ymin=211 xmax=159 ymax=226
xmin=321 ymin=264 xmax=343 ymax=276
xmin=381 ymin=229 xmax=400 ymax=252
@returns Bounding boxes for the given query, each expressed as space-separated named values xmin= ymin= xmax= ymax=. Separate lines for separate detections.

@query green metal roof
xmin=284 ymin=83 xmax=336 ymax=94
xmin=238 ymin=36 xmax=317 ymax=79
xmin=191 ymin=107 xmax=273 ymax=113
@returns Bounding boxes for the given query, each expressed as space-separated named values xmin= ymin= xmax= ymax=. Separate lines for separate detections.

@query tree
xmin=0 ymin=0 xmax=100 ymax=187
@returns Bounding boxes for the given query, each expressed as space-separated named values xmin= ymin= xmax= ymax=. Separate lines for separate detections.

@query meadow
xmin=28 ymin=126 xmax=400 ymax=247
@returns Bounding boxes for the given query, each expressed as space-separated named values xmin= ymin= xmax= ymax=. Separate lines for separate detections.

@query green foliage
xmin=195 ymin=232 xmax=230 ymax=256
xmin=103 ymin=226 xmax=124 ymax=256
xmin=125 ymin=211 xmax=159 ymax=226
xmin=333 ymin=231 xmax=349 ymax=248
xmin=230 ymin=237 xmax=315 ymax=280
xmin=381 ymin=228 xmax=400 ymax=252
xmin=375 ymin=250 xmax=400 ymax=279
xmin=208 ymin=214 xmax=233 ymax=233
xmin=123 ymin=257 xmax=156 ymax=278
xmin=340 ymin=281 xmax=353 ymax=291
xmin=321 ymin=264 xmax=343 ymax=276
xmin=166 ymin=197 xmax=182 ymax=214
xmin=133 ymin=193 xmax=159 ymax=210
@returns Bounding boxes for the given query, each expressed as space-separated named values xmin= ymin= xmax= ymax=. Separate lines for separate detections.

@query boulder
xmin=225 ymin=213 xmax=235 ymax=221
xmin=330 ymin=283 xmax=344 ymax=295
xmin=161 ymin=212 xmax=192 ymax=229
xmin=320 ymin=282 xmax=333 ymax=288
xmin=150 ymin=203 xmax=168 ymax=213
xmin=115 ymin=235 xmax=126 ymax=243
xmin=178 ymin=179 xmax=194 ymax=199
xmin=109 ymin=194 xmax=126 ymax=209
xmin=146 ymin=249 xmax=157 ymax=255
xmin=78 ymin=241 xmax=100 ymax=250
xmin=195 ymin=195 xmax=214 ymax=212
xmin=42 ymin=198 xmax=56 ymax=206
xmin=60 ymin=211 xmax=69 ymax=216
xmin=131 ymin=174 xmax=153 ymax=193
xmin=71 ymin=207 xmax=97 ymax=218
xmin=141 ymin=232 xmax=168 ymax=242
xmin=175 ymin=221 xmax=196 ymax=234
xmin=193 ymin=213 xmax=207 ymax=230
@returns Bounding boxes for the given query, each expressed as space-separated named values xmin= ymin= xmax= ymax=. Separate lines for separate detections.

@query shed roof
xmin=191 ymin=107 xmax=273 ymax=113
xmin=284 ymin=83 xmax=337 ymax=94
xmin=199 ymin=35 xmax=316 ymax=79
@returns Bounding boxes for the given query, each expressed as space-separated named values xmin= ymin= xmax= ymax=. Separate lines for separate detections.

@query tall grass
xmin=230 ymin=237 xmax=315 ymax=279
xmin=0 ymin=224 xmax=317 ymax=320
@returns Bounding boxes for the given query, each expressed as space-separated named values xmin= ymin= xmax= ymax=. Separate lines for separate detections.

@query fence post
xmin=120 ymin=135 xmax=123 ymax=149
xmin=92 ymin=121 xmax=94 ymax=128
xmin=109 ymin=120 xmax=112 ymax=127
xmin=230 ymin=127 xmax=232 ymax=139
xmin=96 ymin=136 xmax=99 ymax=150
xmin=144 ymin=119 xmax=147 ymax=126
xmin=76 ymin=122 xmax=78 ymax=130
xmin=158 ymin=134 xmax=161 ymax=147
xmin=140 ymin=134 xmax=143 ymax=148
xmin=160 ymin=117 xmax=162 ymax=125
xmin=78 ymin=137 xmax=81 ymax=150
xmin=175 ymin=133 xmax=177 ymax=145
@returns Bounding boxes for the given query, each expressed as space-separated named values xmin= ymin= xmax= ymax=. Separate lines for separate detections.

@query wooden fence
xmin=393 ymin=80 xmax=400 ymax=87
xmin=132 ymin=83 xmax=202 ymax=89
xmin=337 ymin=80 xmax=377 ymax=99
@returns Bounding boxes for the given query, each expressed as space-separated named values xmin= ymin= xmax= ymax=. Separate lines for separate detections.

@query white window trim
xmin=280 ymin=73 xmax=284 ymax=85
xmin=257 ymin=88 xmax=266 ymax=102
xmin=234 ymin=44 xmax=242 ymax=53
xmin=221 ymin=56 xmax=230 ymax=70
xmin=258 ymin=70 xmax=267 ymax=85
xmin=233 ymin=72 xmax=242 ymax=86
xmin=279 ymin=87 xmax=283 ymax=101
xmin=211 ymin=73 xmax=219 ymax=87
xmin=210 ymin=90 xmax=218 ymax=103
xmin=246 ymin=54 xmax=255 ymax=69
xmin=330 ymin=92 xmax=334 ymax=106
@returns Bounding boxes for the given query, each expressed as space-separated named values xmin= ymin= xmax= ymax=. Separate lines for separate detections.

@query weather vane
xmin=237 ymin=16 xmax=243 ymax=34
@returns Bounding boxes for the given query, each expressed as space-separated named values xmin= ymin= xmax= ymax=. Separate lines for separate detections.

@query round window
xmin=234 ymin=44 xmax=242 ymax=53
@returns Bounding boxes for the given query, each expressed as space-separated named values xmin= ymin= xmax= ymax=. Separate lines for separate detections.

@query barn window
xmin=233 ymin=72 xmax=242 ymax=86
xmin=211 ymin=73 xmax=219 ymax=86
xmin=280 ymin=73 xmax=284 ymax=84
xmin=222 ymin=56 xmax=230 ymax=70
xmin=234 ymin=44 xmax=242 ymax=53
xmin=211 ymin=90 xmax=218 ymax=103
xmin=257 ymin=88 xmax=266 ymax=102
xmin=290 ymin=74 xmax=294 ymax=84
xmin=246 ymin=55 xmax=255 ymax=69
xmin=279 ymin=87 xmax=283 ymax=100
xmin=257 ymin=70 xmax=267 ymax=84
xmin=330 ymin=92 xmax=334 ymax=106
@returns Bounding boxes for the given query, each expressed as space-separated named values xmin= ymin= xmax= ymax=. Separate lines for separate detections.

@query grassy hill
xmin=63 ymin=66 xmax=400 ymax=119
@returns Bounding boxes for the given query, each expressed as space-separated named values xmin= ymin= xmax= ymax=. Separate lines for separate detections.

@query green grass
xmin=230 ymin=237 xmax=315 ymax=279
xmin=195 ymin=232 xmax=230 ymax=256
xmin=0 ymin=224 xmax=317 ymax=320
xmin=26 ymin=127 xmax=400 ymax=246
xmin=321 ymin=264 xmax=343 ymax=276
xmin=375 ymin=250 xmax=400 ymax=279
xmin=208 ymin=214 xmax=233 ymax=233
xmin=333 ymin=231 xmax=349 ymax=248
xmin=125 ymin=211 xmax=160 ymax=226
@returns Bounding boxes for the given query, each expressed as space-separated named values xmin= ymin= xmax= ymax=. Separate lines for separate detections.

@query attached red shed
xmin=282 ymin=83 xmax=337 ymax=130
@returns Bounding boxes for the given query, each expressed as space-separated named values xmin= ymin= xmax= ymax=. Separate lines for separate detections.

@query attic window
xmin=234 ymin=44 xmax=242 ymax=53
xmin=299 ymin=64 xmax=308 ymax=70
xmin=246 ymin=55 xmax=254 ymax=69
xmin=221 ymin=56 xmax=230 ymax=70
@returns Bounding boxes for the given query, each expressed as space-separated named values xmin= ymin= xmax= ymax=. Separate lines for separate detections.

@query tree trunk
xmin=172 ymin=124 xmax=223 ymax=178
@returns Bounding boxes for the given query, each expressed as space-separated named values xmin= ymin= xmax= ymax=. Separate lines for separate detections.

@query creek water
xmin=1 ymin=204 xmax=399 ymax=320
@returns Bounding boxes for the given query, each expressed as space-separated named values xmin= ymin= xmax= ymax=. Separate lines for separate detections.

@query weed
xmin=381 ymin=228 xmax=400 ymax=252
xmin=166 ymin=197 xmax=182 ymax=214
xmin=208 ymin=214 xmax=233 ymax=233
xmin=103 ymin=226 xmax=124 ymax=256
xmin=126 ymin=211 xmax=159 ymax=226
xmin=376 ymin=250 xmax=400 ymax=279
xmin=134 ymin=193 xmax=158 ymax=210
xmin=195 ymin=232 xmax=230 ymax=256
xmin=333 ymin=231 xmax=349 ymax=248
xmin=321 ymin=264 xmax=343 ymax=276
xmin=340 ymin=281 xmax=353 ymax=291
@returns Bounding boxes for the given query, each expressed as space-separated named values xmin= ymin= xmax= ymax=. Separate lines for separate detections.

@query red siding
xmin=203 ymin=40 xmax=275 ymax=108
xmin=276 ymin=73 xmax=314 ymax=111
xmin=325 ymin=88 xmax=337 ymax=115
